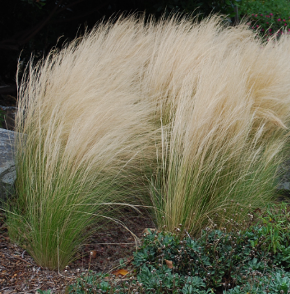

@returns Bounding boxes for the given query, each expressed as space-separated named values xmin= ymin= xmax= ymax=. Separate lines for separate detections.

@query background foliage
xmin=237 ymin=0 xmax=290 ymax=39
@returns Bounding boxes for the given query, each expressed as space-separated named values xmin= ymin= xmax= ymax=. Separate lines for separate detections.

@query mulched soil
xmin=0 ymin=208 xmax=155 ymax=293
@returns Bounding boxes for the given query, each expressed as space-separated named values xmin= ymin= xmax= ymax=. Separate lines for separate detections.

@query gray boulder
xmin=0 ymin=128 xmax=16 ymax=203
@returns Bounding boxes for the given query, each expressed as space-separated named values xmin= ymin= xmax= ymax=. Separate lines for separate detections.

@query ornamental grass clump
xmin=6 ymin=17 xmax=158 ymax=270
xmin=6 ymin=14 xmax=290 ymax=270
xmin=145 ymin=16 xmax=290 ymax=236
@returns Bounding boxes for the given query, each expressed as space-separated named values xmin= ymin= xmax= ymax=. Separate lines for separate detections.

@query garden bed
xmin=0 ymin=208 xmax=155 ymax=293
xmin=3 ymin=201 xmax=290 ymax=293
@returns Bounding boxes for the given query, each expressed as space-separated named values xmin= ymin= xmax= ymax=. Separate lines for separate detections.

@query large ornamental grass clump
xmin=5 ymin=14 xmax=290 ymax=270
xmin=6 ymin=17 xmax=159 ymax=270
xmin=145 ymin=16 xmax=290 ymax=235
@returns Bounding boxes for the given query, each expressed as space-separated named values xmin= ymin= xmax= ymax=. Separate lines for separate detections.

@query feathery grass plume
xmin=6 ymin=16 xmax=158 ymax=270
xmin=6 ymin=14 xmax=290 ymax=268
xmin=145 ymin=16 xmax=290 ymax=236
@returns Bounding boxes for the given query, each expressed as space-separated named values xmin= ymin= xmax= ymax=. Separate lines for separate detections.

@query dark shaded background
xmin=0 ymin=0 xmax=237 ymax=105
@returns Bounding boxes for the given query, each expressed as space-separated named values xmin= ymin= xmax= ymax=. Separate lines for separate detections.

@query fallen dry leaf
xmin=165 ymin=259 xmax=173 ymax=269
xmin=112 ymin=268 xmax=129 ymax=276
xmin=90 ymin=250 xmax=97 ymax=258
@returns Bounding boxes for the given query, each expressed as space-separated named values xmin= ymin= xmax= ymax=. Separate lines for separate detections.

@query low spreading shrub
xmin=226 ymin=270 xmax=290 ymax=294
xmin=65 ymin=203 xmax=290 ymax=293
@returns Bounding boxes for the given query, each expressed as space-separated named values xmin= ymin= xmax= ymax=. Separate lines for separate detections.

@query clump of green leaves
xmin=68 ymin=269 xmax=211 ymax=293
xmin=133 ymin=228 xmax=263 ymax=290
xmin=37 ymin=290 xmax=52 ymax=294
xmin=253 ymin=203 xmax=290 ymax=269
xmin=66 ymin=203 xmax=290 ymax=293
xmin=226 ymin=269 xmax=290 ymax=293
xmin=134 ymin=203 xmax=290 ymax=292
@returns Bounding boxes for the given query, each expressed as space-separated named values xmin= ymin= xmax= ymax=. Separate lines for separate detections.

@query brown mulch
xmin=0 ymin=208 xmax=155 ymax=293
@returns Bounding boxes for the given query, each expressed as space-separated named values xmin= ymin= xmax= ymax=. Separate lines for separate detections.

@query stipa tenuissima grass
xmin=7 ymin=16 xmax=158 ymax=270
xmin=5 ymin=14 xmax=290 ymax=270
xmin=143 ymin=15 xmax=290 ymax=236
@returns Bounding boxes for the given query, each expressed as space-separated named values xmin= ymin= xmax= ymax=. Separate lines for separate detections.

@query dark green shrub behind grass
xmin=238 ymin=0 xmax=290 ymax=39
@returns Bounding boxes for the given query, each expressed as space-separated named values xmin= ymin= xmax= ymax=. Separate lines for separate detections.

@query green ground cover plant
xmin=64 ymin=203 xmax=290 ymax=293
xmin=5 ymin=14 xmax=290 ymax=273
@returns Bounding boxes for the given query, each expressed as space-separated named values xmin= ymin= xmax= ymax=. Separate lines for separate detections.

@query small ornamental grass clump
xmin=5 ymin=14 xmax=290 ymax=270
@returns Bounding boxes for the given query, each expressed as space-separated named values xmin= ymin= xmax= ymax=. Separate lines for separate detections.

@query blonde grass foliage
xmin=6 ymin=14 xmax=290 ymax=269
